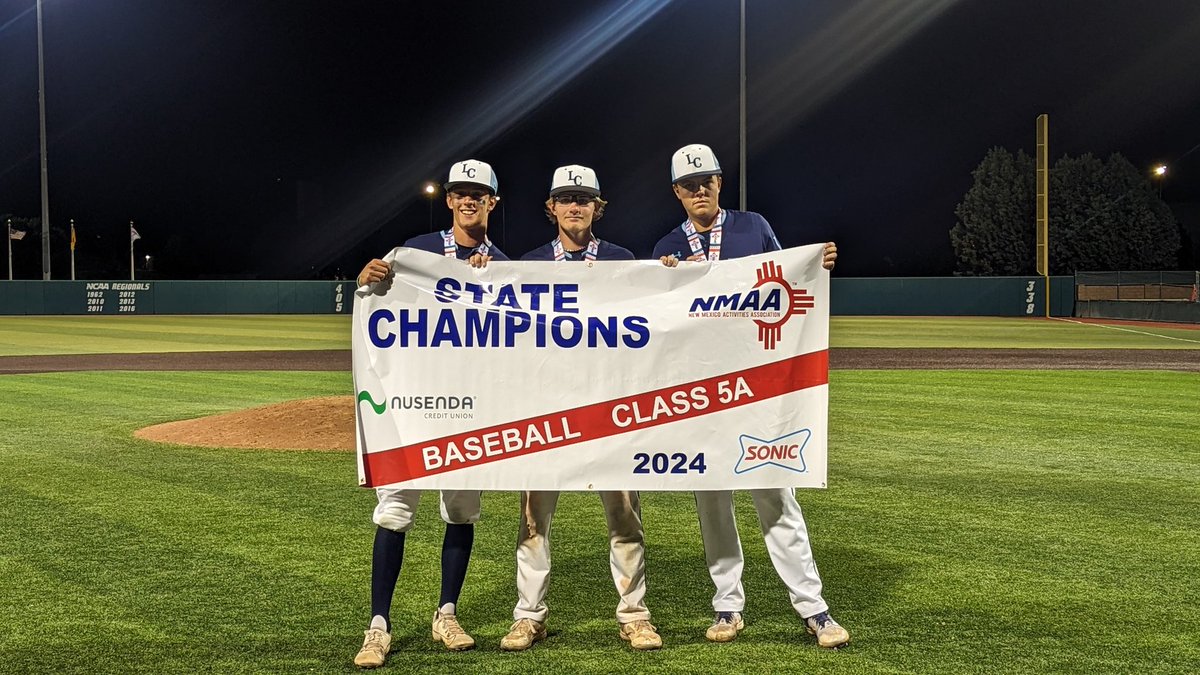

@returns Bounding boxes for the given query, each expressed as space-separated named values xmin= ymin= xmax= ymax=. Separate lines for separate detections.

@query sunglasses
xmin=450 ymin=189 xmax=493 ymax=202
xmin=553 ymin=194 xmax=596 ymax=206
xmin=675 ymin=177 xmax=718 ymax=194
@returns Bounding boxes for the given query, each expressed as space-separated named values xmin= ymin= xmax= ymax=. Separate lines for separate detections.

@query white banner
xmin=353 ymin=245 xmax=830 ymax=491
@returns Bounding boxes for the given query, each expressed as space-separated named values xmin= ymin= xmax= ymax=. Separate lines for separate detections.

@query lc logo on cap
xmin=671 ymin=144 xmax=723 ymax=182
xmin=550 ymin=164 xmax=601 ymax=197
xmin=444 ymin=159 xmax=499 ymax=194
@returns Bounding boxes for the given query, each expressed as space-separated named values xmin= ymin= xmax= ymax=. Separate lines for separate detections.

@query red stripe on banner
xmin=361 ymin=349 xmax=828 ymax=487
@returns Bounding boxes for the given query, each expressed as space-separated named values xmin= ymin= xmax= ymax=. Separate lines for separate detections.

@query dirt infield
xmin=8 ymin=347 xmax=1196 ymax=451
xmin=831 ymin=348 xmax=1200 ymax=370
xmin=135 ymin=396 xmax=356 ymax=451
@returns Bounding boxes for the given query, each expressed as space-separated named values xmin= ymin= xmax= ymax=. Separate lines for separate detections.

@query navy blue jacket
xmin=520 ymin=239 xmax=635 ymax=261
xmin=651 ymin=210 xmax=781 ymax=260
xmin=403 ymin=230 xmax=510 ymax=261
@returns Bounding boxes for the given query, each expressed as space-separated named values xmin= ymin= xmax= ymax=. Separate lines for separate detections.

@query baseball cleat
xmin=500 ymin=618 xmax=547 ymax=651
xmin=619 ymin=619 xmax=663 ymax=650
xmin=804 ymin=611 xmax=850 ymax=649
xmin=705 ymin=611 xmax=745 ymax=642
xmin=353 ymin=626 xmax=392 ymax=668
xmin=432 ymin=609 xmax=476 ymax=651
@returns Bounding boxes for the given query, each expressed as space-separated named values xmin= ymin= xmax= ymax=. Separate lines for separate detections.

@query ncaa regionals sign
xmin=352 ymin=244 xmax=830 ymax=491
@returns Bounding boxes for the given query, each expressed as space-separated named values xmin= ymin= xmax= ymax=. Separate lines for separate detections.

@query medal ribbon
xmin=442 ymin=229 xmax=491 ymax=259
xmin=551 ymin=237 xmax=599 ymax=261
xmin=681 ymin=210 xmax=724 ymax=261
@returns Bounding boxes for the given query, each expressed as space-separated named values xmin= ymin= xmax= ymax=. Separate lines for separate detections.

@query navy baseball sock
xmin=370 ymin=526 xmax=406 ymax=631
xmin=438 ymin=523 xmax=475 ymax=609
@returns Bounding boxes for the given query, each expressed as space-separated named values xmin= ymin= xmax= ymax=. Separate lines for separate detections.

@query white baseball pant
xmin=373 ymin=488 xmax=481 ymax=532
xmin=695 ymin=488 xmax=828 ymax=618
xmin=513 ymin=490 xmax=650 ymax=624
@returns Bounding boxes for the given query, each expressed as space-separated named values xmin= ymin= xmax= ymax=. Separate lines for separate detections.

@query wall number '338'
xmin=633 ymin=452 xmax=707 ymax=474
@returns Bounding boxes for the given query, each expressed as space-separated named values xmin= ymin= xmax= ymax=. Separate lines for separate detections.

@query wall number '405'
xmin=633 ymin=452 xmax=707 ymax=474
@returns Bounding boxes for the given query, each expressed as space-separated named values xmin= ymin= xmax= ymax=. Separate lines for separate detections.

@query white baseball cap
xmin=549 ymin=165 xmax=601 ymax=197
xmin=444 ymin=159 xmax=498 ymax=194
xmin=670 ymin=144 xmax=722 ymax=183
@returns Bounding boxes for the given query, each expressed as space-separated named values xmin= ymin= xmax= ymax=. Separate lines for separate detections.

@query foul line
xmin=1051 ymin=317 xmax=1200 ymax=345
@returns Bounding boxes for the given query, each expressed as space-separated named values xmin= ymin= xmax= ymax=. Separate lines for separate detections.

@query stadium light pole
xmin=424 ymin=182 xmax=438 ymax=232
xmin=36 ymin=0 xmax=52 ymax=280
xmin=738 ymin=0 xmax=746 ymax=211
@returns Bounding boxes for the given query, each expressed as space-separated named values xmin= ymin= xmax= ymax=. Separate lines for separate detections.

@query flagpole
xmin=130 ymin=220 xmax=135 ymax=281
xmin=70 ymin=219 xmax=76 ymax=280
xmin=6 ymin=219 xmax=12 ymax=281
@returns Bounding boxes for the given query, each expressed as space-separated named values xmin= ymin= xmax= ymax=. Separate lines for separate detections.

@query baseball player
xmin=500 ymin=165 xmax=661 ymax=651
xmin=653 ymin=144 xmax=849 ymax=649
xmin=352 ymin=159 xmax=509 ymax=668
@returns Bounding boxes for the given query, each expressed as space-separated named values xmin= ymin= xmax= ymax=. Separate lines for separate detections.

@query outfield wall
xmin=0 ymin=280 xmax=355 ymax=315
xmin=832 ymin=276 xmax=1074 ymax=316
xmin=0 ymin=276 xmax=1074 ymax=316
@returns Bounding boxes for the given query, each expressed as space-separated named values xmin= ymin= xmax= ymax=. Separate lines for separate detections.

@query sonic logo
xmin=734 ymin=429 xmax=811 ymax=474
xmin=687 ymin=260 xmax=814 ymax=349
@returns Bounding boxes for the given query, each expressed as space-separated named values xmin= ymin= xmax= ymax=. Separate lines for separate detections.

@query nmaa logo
xmin=688 ymin=260 xmax=814 ymax=349
xmin=734 ymin=429 xmax=811 ymax=474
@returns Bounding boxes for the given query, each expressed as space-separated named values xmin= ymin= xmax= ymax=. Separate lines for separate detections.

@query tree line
xmin=950 ymin=148 xmax=1180 ymax=275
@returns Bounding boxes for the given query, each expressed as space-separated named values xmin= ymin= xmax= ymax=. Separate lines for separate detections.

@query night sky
xmin=2 ymin=0 xmax=1199 ymax=280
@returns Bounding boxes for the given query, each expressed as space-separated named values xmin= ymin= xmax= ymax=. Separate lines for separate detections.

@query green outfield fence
xmin=0 ymin=277 xmax=1075 ymax=316
xmin=1075 ymin=270 xmax=1200 ymax=323
xmin=0 ymin=280 xmax=356 ymax=315
xmin=830 ymin=276 xmax=1074 ymax=316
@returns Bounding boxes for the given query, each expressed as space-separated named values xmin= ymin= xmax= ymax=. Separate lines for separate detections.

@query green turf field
xmin=2 ymin=375 xmax=1198 ymax=672
xmin=0 ymin=317 xmax=1197 ymax=673
xmin=0 ymin=315 xmax=1197 ymax=356
xmin=832 ymin=316 xmax=1200 ymax=348
xmin=0 ymin=315 xmax=351 ymax=356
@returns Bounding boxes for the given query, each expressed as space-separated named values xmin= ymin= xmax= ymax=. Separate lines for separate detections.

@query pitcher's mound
xmin=135 ymin=396 xmax=355 ymax=451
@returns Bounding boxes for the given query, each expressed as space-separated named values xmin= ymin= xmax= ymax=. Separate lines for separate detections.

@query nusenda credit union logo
xmin=356 ymin=390 xmax=476 ymax=420
xmin=357 ymin=391 xmax=387 ymax=415
xmin=687 ymin=260 xmax=814 ymax=349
